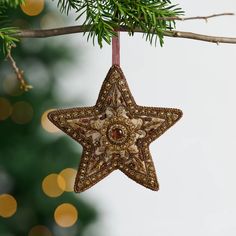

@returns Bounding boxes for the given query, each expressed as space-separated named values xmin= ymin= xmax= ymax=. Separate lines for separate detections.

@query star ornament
xmin=48 ymin=65 xmax=183 ymax=193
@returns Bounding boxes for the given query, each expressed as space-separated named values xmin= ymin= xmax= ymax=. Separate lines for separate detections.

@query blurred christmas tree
xmin=0 ymin=2 xmax=97 ymax=236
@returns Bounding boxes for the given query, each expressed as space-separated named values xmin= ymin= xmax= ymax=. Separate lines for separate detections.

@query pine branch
xmin=14 ymin=12 xmax=236 ymax=45
xmin=2 ymin=9 xmax=236 ymax=92
xmin=15 ymin=26 xmax=236 ymax=44
xmin=56 ymin=0 xmax=184 ymax=47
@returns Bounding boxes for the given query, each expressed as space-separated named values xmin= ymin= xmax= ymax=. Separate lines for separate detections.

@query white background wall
xmin=56 ymin=1 xmax=236 ymax=235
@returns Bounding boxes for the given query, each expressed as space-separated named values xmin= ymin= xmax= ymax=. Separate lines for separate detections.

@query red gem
xmin=111 ymin=128 xmax=124 ymax=140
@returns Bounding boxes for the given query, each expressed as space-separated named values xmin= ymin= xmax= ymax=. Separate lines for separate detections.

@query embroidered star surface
xmin=48 ymin=65 xmax=183 ymax=193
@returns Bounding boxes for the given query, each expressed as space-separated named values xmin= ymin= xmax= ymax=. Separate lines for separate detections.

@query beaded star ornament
xmin=48 ymin=34 xmax=182 ymax=192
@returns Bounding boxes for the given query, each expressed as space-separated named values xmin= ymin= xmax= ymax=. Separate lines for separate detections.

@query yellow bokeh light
xmin=42 ymin=174 xmax=66 ymax=198
xmin=28 ymin=225 xmax=52 ymax=236
xmin=59 ymin=168 xmax=77 ymax=192
xmin=41 ymin=110 xmax=60 ymax=133
xmin=11 ymin=101 xmax=33 ymax=124
xmin=0 ymin=98 xmax=12 ymax=121
xmin=54 ymin=203 xmax=78 ymax=228
xmin=21 ymin=0 xmax=45 ymax=16
xmin=0 ymin=194 xmax=17 ymax=218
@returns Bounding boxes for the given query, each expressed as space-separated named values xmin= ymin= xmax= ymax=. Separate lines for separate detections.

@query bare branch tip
xmin=6 ymin=47 xmax=33 ymax=92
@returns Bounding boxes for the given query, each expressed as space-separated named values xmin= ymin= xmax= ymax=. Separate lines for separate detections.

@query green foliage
xmin=0 ymin=0 xmax=25 ymax=8
xmin=0 ymin=27 xmax=19 ymax=54
xmin=57 ymin=0 xmax=183 ymax=47
xmin=0 ymin=0 xmax=183 ymax=54
xmin=0 ymin=1 xmax=23 ymax=56
xmin=0 ymin=4 xmax=97 ymax=236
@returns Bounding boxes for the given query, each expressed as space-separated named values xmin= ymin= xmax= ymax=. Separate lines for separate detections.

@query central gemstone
xmin=111 ymin=128 xmax=124 ymax=140
xmin=107 ymin=123 xmax=128 ymax=145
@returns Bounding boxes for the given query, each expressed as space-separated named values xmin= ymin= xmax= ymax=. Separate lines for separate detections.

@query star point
xmin=48 ymin=65 xmax=182 ymax=193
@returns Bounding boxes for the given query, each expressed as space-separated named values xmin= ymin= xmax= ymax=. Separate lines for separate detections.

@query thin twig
xmin=6 ymin=46 xmax=32 ymax=91
xmin=162 ymin=13 xmax=234 ymax=22
xmin=15 ymin=24 xmax=236 ymax=45
xmin=142 ymin=29 xmax=236 ymax=45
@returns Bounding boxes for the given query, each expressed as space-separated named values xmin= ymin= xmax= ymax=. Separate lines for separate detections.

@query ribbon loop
xmin=112 ymin=32 xmax=120 ymax=66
